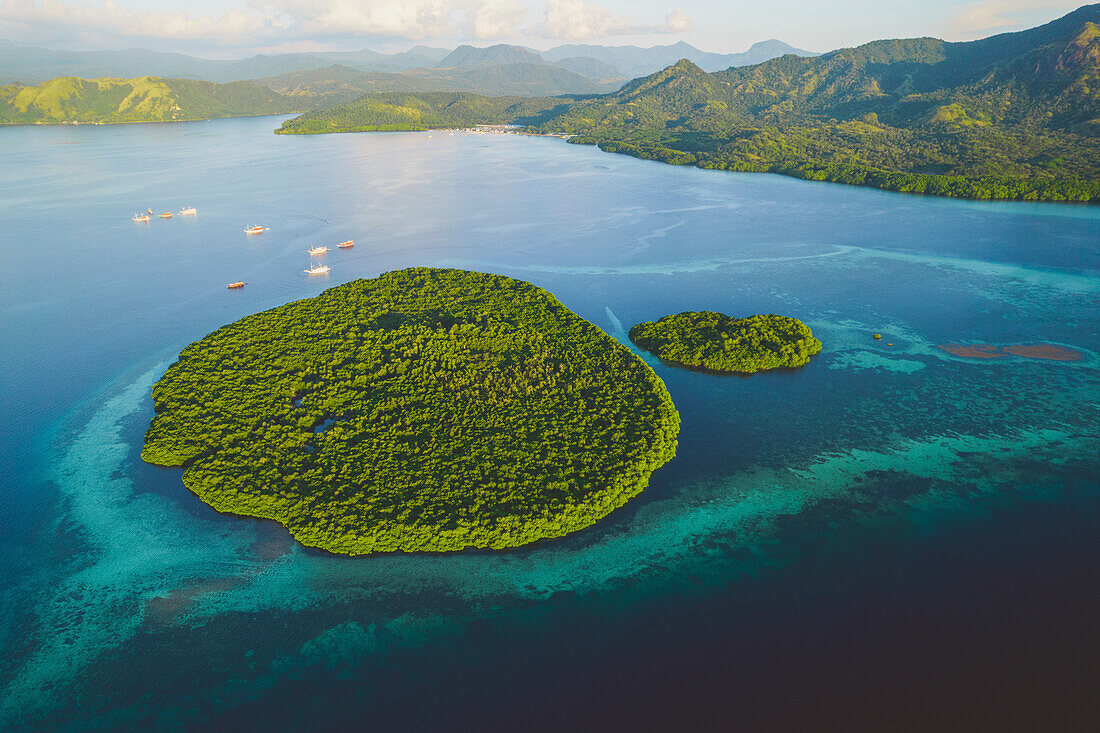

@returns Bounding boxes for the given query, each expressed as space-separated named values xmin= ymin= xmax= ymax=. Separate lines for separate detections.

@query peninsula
xmin=629 ymin=311 xmax=822 ymax=373
xmin=0 ymin=76 xmax=301 ymax=125
xmin=142 ymin=268 xmax=680 ymax=554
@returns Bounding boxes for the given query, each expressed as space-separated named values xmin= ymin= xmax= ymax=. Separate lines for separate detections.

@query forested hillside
xmin=0 ymin=76 xmax=300 ymax=124
xmin=276 ymin=92 xmax=577 ymax=134
xmin=537 ymin=6 xmax=1100 ymax=201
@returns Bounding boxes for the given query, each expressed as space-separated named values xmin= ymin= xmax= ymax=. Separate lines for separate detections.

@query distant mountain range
xmin=280 ymin=5 xmax=1100 ymax=202
xmin=255 ymin=61 xmax=613 ymax=105
xmin=0 ymin=38 xmax=815 ymax=88
xmin=0 ymin=32 xmax=825 ymax=123
xmin=0 ymin=41 xmax=451 ymax=84
xmin=540 ymin=39 xmax=816 ymax=77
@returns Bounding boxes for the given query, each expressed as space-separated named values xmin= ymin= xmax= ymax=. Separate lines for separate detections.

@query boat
xmin=159 ymin=212 xmax=173 ymax=219
xmin=132 ymin=213 xmax=150 ymax=222
xmin=337 ymin=240 xmax=354 ymax=248
xmin=147 ymin=208 xmax=153 ymax=214
xmin=244 ymin=225 xmax=264 ymax=235
xmin=304 ymin=263 xmax=330 ymax=275
xmin=227 ymin=281 xmax=245 ymax=289
xmin=179 ymin=206 xmax=196 ymax=215
xmin=307 ymin=246 xmax=328 ymax=255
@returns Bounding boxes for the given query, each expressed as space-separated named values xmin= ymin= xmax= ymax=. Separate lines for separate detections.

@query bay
xmin=1 ymin=115 xmax=1098 ymax=729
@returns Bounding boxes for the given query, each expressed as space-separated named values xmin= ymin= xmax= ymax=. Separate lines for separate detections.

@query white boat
xmin=179 ymin=206 xmax=197 ymax=215
xmin=132 ymin=213 xmax=149 ymax=222
xmin=304 ymin=263 xmax=330 ymax=275
xmin=307 ymin=246 xmax=328 ymax=255
xmin=244 ymin=225 xmax=264 ymax=235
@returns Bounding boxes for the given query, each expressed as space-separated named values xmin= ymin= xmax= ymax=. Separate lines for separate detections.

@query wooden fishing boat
xmin=304 ymin=263 xmax=330 ymax=275
xmin=227 ymin=281 xmax=245 ymax=289
xmin=244 ymin=225 xmax=264 ymax=234
xmin=308 ymin=245 xmax=328 ymax=255
xmin=337 ymin=240 xmax=354 ymax=248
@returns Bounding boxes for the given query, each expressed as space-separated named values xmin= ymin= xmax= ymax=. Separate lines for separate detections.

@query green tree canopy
xmin=142 ymin=269 xmax=679 ymax=554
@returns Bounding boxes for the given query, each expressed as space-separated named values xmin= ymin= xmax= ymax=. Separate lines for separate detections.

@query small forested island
xmin=629 ymin=311 xmax=822 ymax=373
xmin=275 ymin=91 xmax=574 ymax=134
xmin=142 ymin=268 xmax=679 ymax=554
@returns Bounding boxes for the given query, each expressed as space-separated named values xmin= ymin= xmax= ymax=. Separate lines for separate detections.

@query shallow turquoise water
xmin=1 ymin=116 xmax=1098 ymax=729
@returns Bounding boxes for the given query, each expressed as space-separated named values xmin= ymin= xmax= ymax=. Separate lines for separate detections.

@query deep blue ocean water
xmin=1 ymin=115 xmax=1098 ymax=730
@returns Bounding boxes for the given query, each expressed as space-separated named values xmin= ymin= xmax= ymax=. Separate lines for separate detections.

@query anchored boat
xmin=304 ymin=263 xmax=330 ymax=275
xmin=132 ymin=213 xmax=150 ymax=222
xmin=227 ymin=281 xmax=245 ymax=289
xmin=337 ymin=240 xmax=354 ymax=248
xmin=308 ymin=245 xmax=328 ymax=255
xmin=244 ymin=225 xmax=264 ymax=234
xmin=159 ymin=212 xmax=173 ymax=219
xmin=179 ymin=206 xmax=197 ymax=215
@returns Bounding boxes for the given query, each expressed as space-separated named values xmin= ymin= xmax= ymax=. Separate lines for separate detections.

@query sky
xmin=0 ymin=0 xmax=1087 ymax=57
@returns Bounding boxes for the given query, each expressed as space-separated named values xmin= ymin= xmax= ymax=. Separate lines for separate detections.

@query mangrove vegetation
xmin=142 ymin=268 xmax=680 ymax=554
xmin=629 ymin=311 xmax=822 ymax=373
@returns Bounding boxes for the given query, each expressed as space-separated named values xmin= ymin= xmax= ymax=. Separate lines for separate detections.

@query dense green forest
xmin=0 ymin=76 xmax=301 ymax=124
xmin=276 ymin=91 xmax=578 ymax=133
xmin=629 ymin=311 xmax=822 ymax=373
xmin=142 ymin=269 xmax=680 ymax=554
xmin=537 ymin=7 xmax=1100 ymax=201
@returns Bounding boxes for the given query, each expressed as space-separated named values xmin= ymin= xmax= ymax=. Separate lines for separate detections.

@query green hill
xmin=276 ymin=92 xmax=578 ymax=134
xmin=0 ymin=75 xmax=302 ymax=125
xmin=435 ymin=44 xmax=547 ymax=67
xmin=536 ymin=5 xmax=1100 ymax=201
xmin=257 ymin=62 xmax=613 ymax=108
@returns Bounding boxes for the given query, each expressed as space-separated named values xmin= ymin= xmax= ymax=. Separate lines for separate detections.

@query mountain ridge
xmin=255 ymin=61 xmax=614 ymax=104
xmin=0 ymin=38 xmax=814 ymax=86
xmin=533 ymin=5 xmax=1100 ymax=200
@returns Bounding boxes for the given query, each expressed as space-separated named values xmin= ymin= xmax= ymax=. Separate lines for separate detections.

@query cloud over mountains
xmin=0 ymin=0 xmax=693 ymax=51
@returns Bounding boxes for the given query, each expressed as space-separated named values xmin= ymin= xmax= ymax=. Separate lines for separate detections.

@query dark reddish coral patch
xmin=938 ymin=344 xmax=1002 ymax=359
xmin=937 ymin=343 xmax=1084 ymax=362
xmin=1002 ymin=344 xmax=1084 ymax=361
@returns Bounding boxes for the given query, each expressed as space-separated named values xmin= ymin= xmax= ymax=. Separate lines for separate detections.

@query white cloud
xmin=662 ymin=8 xmax=690 ymax=33
xmin=940 ymin=0 xmax=1072 ymax=39
xmin=0 ymin=0 xmax=276 ymax=42
xmin=468 ymin=0 xmax=528 ymax=39
xmin=0 ymin=0 xmax=691 ymax=49
xmin=541 ymin=0 xmax=627 ymax=40
xmin=248 ymin=0 xmax=457 ymax=38
xmin=539 ymin=0 xmax=689 ymax=40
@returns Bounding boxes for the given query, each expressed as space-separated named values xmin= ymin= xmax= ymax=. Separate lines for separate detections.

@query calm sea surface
xmin=1 ymin=115 xmax=1098 ymax=730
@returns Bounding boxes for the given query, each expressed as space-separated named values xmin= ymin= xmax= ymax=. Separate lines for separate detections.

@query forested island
xmin=142 ymin=268 xmax=680 ymax=554
xmin=278 ymin=6 xmax=1100 ymax=202
xmin=275 ymin=91 xmax=576 ymax=133
xmin=629 ymin=311 xmax=822 ymax=373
